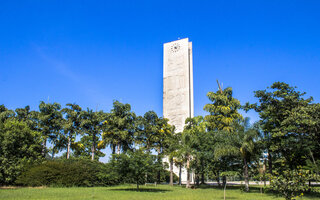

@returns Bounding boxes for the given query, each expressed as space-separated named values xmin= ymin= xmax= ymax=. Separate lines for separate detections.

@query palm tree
xmin=61 ymin=103 xmax=82 ymax=159
xmin=163 ymin=125 xmax=178 ymax=186
xmin=38 ymin=101 xmax=63 ymax=157
xmin=177 ymin=131 xmax=194 ymax=188
xmin=178 ymin=117 xmax=205 ymax=188
xmin=102 ymin=101 xmax=136 ymax=154
xmin=80 ymin=108 xmax=105 ymax=160
xmin=214 ymin=117 xmax=260 ymax=192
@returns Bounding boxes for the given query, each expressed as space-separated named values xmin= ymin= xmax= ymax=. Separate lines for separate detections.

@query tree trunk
xmin=195 ymin=173 xmax=199 ymax=186
xmin=216 ymin=172 xmax=221 ymax=186
xmin=51 ymin=147 xmax=55 ymax=159
xmin=42 ymin=138 xmax=47 ymax=157
xmin=200 ymin=158 xmax=205 ymax=184
xmin=112 ymin=144 xmax=115 ymax=154
xmin=224 ymin=181 xmax=227 ymax=200
xmin=179 ymin=164 xmax=182 ymax=186
xmin=157 ymin=148 xmax=161 ymax=184
xmin=67 ymin=132 xmax=71 ymax=159
xmin=268 ymin=151 xmax=272 ymax=174
xmin=186 ymin=156 xmax=191 ymax=188
xmin=243 ymin=158 xmax=249 ymax=192
xmin=137 ymin=181 xmax=139 ymax=191
xmin=201 ymin=172 xmax=205 ymax=185
xmin=91 ymin=132 xmax=96 ymax=161
xmin=222 ymin=176 xmax=226 ymax=187
xmin=169 ymin=157 xmax=174 ymax=186
xmin=116 ymin=142 xmax=121 ymax=154
xmin=264 ymin=158 xmax=267 ymax=187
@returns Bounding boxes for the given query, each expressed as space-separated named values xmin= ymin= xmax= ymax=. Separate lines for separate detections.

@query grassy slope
xmin=0 ymin=185 xmax=319 ymax=200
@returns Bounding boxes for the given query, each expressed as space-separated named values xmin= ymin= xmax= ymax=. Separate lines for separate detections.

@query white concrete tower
xmin=163 ymin=38 xmax=194 ymax=183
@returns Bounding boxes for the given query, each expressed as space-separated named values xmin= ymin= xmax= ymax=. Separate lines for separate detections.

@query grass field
xmin=1 ymin=185 xmax=320 ymax=200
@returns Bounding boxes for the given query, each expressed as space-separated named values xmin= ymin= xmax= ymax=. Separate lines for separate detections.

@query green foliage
xmin=214 ymin=118 xmax=261 ymax=191
xmin=38 ymin=101 xmax=64 ymax=157
xmin=247 ymin=82 xmax=315 ymax=171
xmin=0 ymin=120 xmax=42 ymax=185
xmin=102 ymin=101 xmax=136 ymax=154
xmin=16 ymin=159 xmax=118 ymax=187
xmin=269 ymin=169 xmax=314 ymax=200
xmin=61 ymin=103 xmax=82 ymax=159
xmin=110 ymin=150 xmax=160 ymax=189
xmin=204 ymin=86 xmax=242 ymax=132
xmin=80 ymin=108 xmax=106 ymax=160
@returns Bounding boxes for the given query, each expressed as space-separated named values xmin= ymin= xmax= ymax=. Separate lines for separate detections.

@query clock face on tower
xmin=170 ymin=43 xmax=181 ymax=53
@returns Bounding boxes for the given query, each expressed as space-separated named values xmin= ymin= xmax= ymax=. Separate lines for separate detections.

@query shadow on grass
xmin=110 ymin=188 xmax=172 ymax=193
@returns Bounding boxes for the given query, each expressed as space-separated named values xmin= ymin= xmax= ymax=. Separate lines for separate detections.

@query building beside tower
xmin=163 ymin=38 xmax=194 ymax=183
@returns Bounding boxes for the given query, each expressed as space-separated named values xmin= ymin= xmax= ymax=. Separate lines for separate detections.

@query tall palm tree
xmin=102 ymin=101 xmax=136 ymax=154
xmin=214 ymin=117 xmax=260 ymax=192
xmin=80 ymin=108 xmax=104 ymax=160
xmin=38 ymin=101 xmax=63 ymax=157
xmin=61 ymin=103 xmax=82 ymax=159
xmin=178 ymin=116 xmax=205 ymax=188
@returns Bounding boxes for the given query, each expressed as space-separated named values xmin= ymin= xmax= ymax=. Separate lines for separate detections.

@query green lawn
xmin=0 ymin=185 xmax=319 ymax=200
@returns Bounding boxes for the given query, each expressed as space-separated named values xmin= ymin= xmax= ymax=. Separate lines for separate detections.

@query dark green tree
xmin=0 ymin=120 xmax=42 ymax=185
xmin=111 ymin=149 xmax=158 ymax=191
xmin=246 ymin=82 xmax=314 ymax=172
xmin=102 ymin=101 xmax=136 ymax=154
xmin=214 ymin=118 xmax=261 ymax=192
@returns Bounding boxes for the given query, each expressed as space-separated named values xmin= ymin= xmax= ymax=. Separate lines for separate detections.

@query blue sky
xmin=1 ymin=1 xmax=320 ymax=161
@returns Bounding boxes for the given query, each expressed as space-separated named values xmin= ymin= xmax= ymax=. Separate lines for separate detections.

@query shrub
xmin=16 ymin=159 xmax=119 ymax=187
xmin=269 ymin=169 xmax=314 ymax=200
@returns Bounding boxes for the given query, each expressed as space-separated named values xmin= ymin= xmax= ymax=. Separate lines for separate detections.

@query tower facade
xmin=163 ymin=38 xmax=194 ymax=133
xmin=163 ymin=38 xmax=194 ymax=183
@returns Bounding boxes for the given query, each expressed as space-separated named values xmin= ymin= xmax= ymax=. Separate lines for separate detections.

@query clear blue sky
xmin=1 ymin=1 xmax=319 ymax=161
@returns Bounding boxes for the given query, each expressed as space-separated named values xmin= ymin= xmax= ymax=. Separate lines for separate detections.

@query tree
xmin=282 ymin=103 xmax=320 ymax=173
xmin=203 ymin=83 xmax=242 ymax=186
xmin=162 ymin=124 xmax=177 ymax=186
xmin=214 ymin=118 xmax=261 ymax=192
xmin=0 ymin=105 xmax=15 ymax=123
xmin=246 ymin=82 xmax=314 ymax=172
xmin=178 ymin=117 xmax=202 ymax=188
xmin=102 ymin=101 xmax=136 ymax=154
xmin=111 ymin=149 xmax=158 ymax=191
xmin=136 ymin=111 xmax=160 ymax=151
xmin=38 ymin=101 xmax=63 ymax=157
xmin=270 ymin=168 xmax=314 ymax=200
xmin=204 ymin=82 xmax=242 ymax=132
xmin=183 ymin=116 xmax=208 ymax=186
xmin=0 ymin=120 xmax=42 ymax=185
xmin=61 ymin=103 xmax=82 ymax=159
xmin=80 ymin=108 xmax=105 ymax=160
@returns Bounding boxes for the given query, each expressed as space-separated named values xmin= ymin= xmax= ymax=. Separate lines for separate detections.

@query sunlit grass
xmin=0 ymin=184 xmax=319 ymax=200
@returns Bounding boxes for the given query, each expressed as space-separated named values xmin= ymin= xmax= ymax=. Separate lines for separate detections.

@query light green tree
xmin=38 ymin=101 xmax=63 ymax=157
xmin=61 ymin=103 xmax=82 ymax=159
xmin=204 ymin=81 xmax=242 ymax=132
xmin=80 ymin=108 xmax=105 ymax=160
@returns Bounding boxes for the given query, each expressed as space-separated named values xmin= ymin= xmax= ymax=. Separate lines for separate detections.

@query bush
xmin=16 ymin=159 xmax=119 ymax=187
xmin=269 ymin=169 xmax=314 ymax=200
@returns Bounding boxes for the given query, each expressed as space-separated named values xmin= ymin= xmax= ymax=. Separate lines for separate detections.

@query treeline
xmin=1 ymin=81 xmax=319 ymax=199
